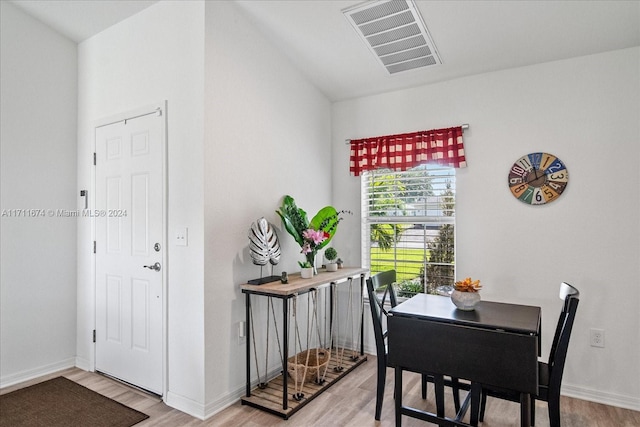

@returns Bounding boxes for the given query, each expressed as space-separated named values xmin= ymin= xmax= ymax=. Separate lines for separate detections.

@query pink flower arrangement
xmin=276 ymin=195 xmax=352 ymax=273
xmin=301 ymin=229 xmax=330 ymax=255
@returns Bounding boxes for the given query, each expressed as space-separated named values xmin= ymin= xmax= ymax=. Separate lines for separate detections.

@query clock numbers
xmin=510 ymin=164 xmax=528 ymax=178
xmin=549 ymin=172 xmax=568 ymax=182
xmin=508 ymin=152 xmax=568 ymax=205
xmin=516 ymin=157 xmax=533 ymax=171
xmin=539 ymin=153 xmax=557 ymax=170
xmin=532 ymin=187 xmax=545 ymax=204
xmin=528 ymin=152 xmax=543 ymax=169
xmin=541 ymin=185 xmax=560 ymax=202
xmin=510 ymin=183 xmax=527 ymax=199
xmin=519 ymin=186 xmax=535 ymax=204
xmin=544 ymin=159 xmax=566 ymax=174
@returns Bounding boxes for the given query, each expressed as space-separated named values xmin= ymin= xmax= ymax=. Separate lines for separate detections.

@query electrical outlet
xmin=590 ymin=328 xmax=604 ymax=348
xmin=237 ymin=321 xmax=246 ymax=345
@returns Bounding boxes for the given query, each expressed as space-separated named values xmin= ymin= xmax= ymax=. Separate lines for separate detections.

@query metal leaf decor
xmin=248 ymin=218 xmax=281 ymax=266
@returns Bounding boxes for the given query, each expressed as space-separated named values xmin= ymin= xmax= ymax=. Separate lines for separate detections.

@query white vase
xmin=301 ymin=267 xmax=314 ymax=279
xmin=326 ymin=263 xmax=338 ymax=272
xmin=451 ymin=290 xmax=481 ymax=311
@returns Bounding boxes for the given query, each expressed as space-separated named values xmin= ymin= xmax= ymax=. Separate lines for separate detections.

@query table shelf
xmin=240 ymin=348 xmax=366 ymax=419
xmin=240 ymin=267 xmax=368 ymax=419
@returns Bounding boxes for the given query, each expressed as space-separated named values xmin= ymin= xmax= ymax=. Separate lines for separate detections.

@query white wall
xmin=76 ymin=0 xmax=206 ymax=414
xmin=202 ymin=1 xmax=335 ymax=415
xmin=332 ymin=47 xmax=640 ymax=410
xmin=0 ymin=1 xmax=78 ymax=386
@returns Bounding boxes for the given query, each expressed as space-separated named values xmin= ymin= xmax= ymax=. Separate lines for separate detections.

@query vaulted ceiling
xmin=10 ymin=0 xmax=640 ymax=102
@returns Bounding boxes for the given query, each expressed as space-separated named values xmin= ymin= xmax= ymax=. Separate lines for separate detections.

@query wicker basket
xmin=287 ymin=348 xmax=331 ymax=383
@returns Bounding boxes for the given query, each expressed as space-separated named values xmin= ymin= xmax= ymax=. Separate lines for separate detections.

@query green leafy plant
xmin=324 ymin=247 xmax=338 ymax=262
xmin=298 ymin=261 xmax=312 ymax=268
xmin=396 ymin=279 xmax=424 ymax=298
xmin=276 ymin=195 xmax=351 ymax=266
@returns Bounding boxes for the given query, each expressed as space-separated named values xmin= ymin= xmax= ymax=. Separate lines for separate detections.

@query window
xmin=362 ymin=164 xmax=455 ymax=297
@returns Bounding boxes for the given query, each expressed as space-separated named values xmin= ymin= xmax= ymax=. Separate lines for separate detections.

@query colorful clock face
xmin=508 ymin=152 xmax=569 ymax=205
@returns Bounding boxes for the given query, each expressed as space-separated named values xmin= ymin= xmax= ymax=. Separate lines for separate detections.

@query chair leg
xmin=395 ymin=368 xmax=403 ymax=427
xmin=548 ymin=395 xmax=561 ymax=427
xmin=374 ymin=361 xmax=386 ymax=420
xmin=452 ymin=377 xmax=461 ymax=413
xmin=421 ymin=374 xmax=427 ymax=399
xmin=479 ymin=389 xmax=487 ymax=422
xmin=470 ymin=382 xmax=482 ymax=427
xmin=530 ymin=395 xmax=536 ymax=426
xmin=434 ymin=375 xmax=445 ymax=418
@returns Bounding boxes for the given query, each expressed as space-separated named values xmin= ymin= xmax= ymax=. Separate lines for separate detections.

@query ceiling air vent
xmin=342 ymin=0 xmax=441 ymax=74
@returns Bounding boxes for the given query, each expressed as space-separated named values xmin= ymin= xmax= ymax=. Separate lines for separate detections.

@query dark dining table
xmin=388 ymin=293 xmax=541 ymax=427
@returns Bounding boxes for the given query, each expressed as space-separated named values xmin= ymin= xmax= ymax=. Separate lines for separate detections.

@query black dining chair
xmin=478 ymin=282 xmax=580 ymax=427
xmin=366 ymin=270 xmax=462 ymax=420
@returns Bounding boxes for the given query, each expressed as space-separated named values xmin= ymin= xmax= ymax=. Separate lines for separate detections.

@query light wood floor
xmin=2 ymin=357 xmax=639 ymax=426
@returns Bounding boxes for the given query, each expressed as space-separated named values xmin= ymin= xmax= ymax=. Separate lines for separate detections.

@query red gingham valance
xmin=349 ymin=126 xmax=467 ymax=176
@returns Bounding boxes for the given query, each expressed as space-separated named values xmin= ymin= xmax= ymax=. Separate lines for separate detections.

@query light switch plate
xmin=175 ymin=227 xmax=188 ymax=246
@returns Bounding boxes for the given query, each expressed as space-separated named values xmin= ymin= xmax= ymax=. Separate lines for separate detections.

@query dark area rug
xmin=0 ymin=376 xmax=149 ymax=427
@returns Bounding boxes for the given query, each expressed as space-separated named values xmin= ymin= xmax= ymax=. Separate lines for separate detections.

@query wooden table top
xmin=390 ymin=293 xmax=541 ymax=335
xmin=240 ymin=267 xmax=368 ymax=296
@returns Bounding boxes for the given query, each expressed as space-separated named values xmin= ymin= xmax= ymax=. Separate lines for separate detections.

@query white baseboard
xmin=165 ymin=386 xmax=243 ymax=421
xmin=165 ymin=391 xmax=207 ymax=420
xmin=75 ymin=356 xmax=91 ymax=372
xmin=203 ymin=384 xmax=247 ymax=420
xmin=562 ymin=383 xmax=640 ymax=412
xmin=195 ymin=366 xmax=284 ymax=420
xmin=0 ymin=358 xmax=76 ymax=389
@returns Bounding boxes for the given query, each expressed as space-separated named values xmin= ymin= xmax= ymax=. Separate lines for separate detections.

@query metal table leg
xmin=245 ymin=293 xmax=251 ymax=397
xmin=282 ymin=296 xmax=289 ymax=410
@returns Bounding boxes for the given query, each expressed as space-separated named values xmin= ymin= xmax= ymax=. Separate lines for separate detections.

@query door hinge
xmin=93 ymin=330 xmax=96 ymax=343
xmin=93 ymin=241 xmax=96 ymax=254
xmin=93 ymin=152 xmax=96 ymax=165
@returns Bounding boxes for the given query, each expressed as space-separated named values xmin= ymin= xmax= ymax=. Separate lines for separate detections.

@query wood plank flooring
xmin=2 ymin=356 xmax=639 ymax=426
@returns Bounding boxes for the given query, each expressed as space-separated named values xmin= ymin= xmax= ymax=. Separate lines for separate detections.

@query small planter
xmin=451 ymin=290 xmax=481 ymax=311
xmin=300 ymin=267 xmax=314 ymax=279
xmin=324 ymin=248 xmax=338 ymax=272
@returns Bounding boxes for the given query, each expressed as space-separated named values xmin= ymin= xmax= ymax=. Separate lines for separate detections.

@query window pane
xmin=362 ymin=165 xmax=455 ymax=296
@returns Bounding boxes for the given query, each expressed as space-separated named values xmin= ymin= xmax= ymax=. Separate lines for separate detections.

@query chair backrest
xmin=547 ymin=282 xmax=580 ymax=389
xmin=366 ymin=270 xmax=398 ymax=361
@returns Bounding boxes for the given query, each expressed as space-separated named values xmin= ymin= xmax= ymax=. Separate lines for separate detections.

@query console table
xmin=240 ymin=267 xmax=368 ymax=419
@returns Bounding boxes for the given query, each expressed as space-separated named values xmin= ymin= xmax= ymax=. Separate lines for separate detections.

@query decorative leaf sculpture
xmin=248 ymin=218 xmax=281 ymax=266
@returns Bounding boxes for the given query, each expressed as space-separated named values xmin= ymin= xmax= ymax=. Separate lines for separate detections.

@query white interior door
xmin=95 ymin=110 xmax=164 ymax=395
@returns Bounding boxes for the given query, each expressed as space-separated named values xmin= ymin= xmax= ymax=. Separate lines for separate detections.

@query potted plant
xmin=324 ymin=247 xmax=338 ymax=272
xmin=276 ymin=195 xmax=351 ymax=275
xmin=299 ymin=261 xmax=314 ymax=279
xmin=450 ymin=277 xmax=482 ymax=311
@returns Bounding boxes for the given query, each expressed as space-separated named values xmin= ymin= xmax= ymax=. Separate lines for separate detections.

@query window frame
xmin=361 ymin=164 xmax=456 ymax=297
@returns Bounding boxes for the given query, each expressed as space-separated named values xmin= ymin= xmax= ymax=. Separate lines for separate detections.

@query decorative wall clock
xmin=508 ymin=152 xmax=569 ymax=205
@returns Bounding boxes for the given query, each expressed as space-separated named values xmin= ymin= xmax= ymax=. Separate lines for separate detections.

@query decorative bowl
xmin=451 ymin=290 xmax=481 ymax=311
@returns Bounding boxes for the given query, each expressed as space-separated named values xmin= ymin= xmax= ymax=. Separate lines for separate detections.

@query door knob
xmin=143 ymin=262 xmax=161 ymax=271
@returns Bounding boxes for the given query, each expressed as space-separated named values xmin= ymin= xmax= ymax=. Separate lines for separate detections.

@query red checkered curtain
xmin=349 ymin=126 xmax=467 ymax=176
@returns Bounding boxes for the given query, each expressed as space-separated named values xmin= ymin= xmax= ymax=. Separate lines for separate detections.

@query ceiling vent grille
xmin=343 ymin=0 xmax=441 ymax=75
